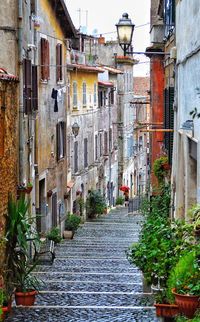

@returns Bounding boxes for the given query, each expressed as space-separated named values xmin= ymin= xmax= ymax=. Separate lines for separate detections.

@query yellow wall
xmin=70 ymin=71 xmax=98 ymax=111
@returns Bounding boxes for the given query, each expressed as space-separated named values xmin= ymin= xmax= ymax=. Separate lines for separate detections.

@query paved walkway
xmin=6 ymin=207 xmax=158 ymax=322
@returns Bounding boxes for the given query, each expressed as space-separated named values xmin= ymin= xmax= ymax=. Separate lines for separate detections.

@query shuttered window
xmin=164 ymin=0 xmax=175 ymax=37
xmin=41 ymin=38 xmax=50 ymax=81
xmin=32 ymin=65 xmax=38 ymax=110
xmin=84 ymin=138 xmax=88 ymax=168
xmin=56 ymin=121 xmax=66 ymax=161
xmin=56 ymin=43 xmax=63 ymax=82
xmin=95 ymin=135 xmax=98 ymax=160
xmin=109 ymin=128 xmax=113 ymax=150
xmin=99 ymin=133 xmax=102 ymax=156
xmin=23 ymin=59 xmax=32 ymax=114
xmin=73 ymin=81 xmax=77 ymax=108
xmin=0 ymin=91 xmax=6 ymax=156
xmin=82 ymin=82 xmax=87 ymax=106
xmin=74 ymin=141 xmax=78 ymax=173
xmin=94 ymin=83 xmax=97 ymax=105
xmin=104 ymin=131 xmax=108 ymax=155
xmin=164 ymin=87 xmax=174 ymax=164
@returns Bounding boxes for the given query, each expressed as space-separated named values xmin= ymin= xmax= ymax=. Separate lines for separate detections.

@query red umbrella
xmin=119 ymin=185 xmax=130 ymax=192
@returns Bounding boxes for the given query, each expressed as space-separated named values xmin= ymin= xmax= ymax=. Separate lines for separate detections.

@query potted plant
xmin=63 ymin=213 xmax=81 ymax=239
xmin=188 ymin=204 xmax=200 ymax=238
xmin=116 ymin=196 xmax=124 ymax=206
xmin=46 ymin=227 xmax=62 ymax=244
xmin=167 ymin=247 xmax=200 ymax=319
xmin=25 ymin=182 xmax=33 ymax=194
xmin=5 ymin=195 xmax=41 ymax=306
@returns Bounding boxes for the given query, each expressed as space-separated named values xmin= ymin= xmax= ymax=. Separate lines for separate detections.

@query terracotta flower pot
xmin=63 ymin=230 xmax=74 ymax=239
xmin=15 ymin=290 xmax=37 ymax=306
xmin=172 ymin=289 xmax=199 ymax=318
xmin=25 ymin=186 xmax=33 ymax=194
xmin=154 ymin=303 xmax=179 ymax=318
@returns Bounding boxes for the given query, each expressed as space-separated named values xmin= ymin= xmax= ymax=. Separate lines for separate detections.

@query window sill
xmin=57 ymin=80 xmax=64 ymax=85
xmin=40 ymin=80 xmax=48 ymax=84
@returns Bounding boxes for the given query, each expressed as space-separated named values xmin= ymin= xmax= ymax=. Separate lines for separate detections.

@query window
xmin=164 ymin=0 xmax=175 ymax=38
xmin=74 ymin=141 xmax=78 ymax=172
xmin=56 ymin=121 xmax=66 ymax=160
xmin=82 ymin=82 xmax=87 ymax=106
xmin=104 ymin=131 xmax=108 ymax=155
xmin=32 ymin=65 xmax=38 ymax=110
xmin=56 ymin=43 xmax=63 ymax=82
xmin=109 ymin=128 xmax=113 ymax=150
xmin=41 ymin=38 xmax=50 ymax=81
xmin=94 ymin=83 xmax=97 ymax=105
xmin=84 ymin=138 xmax=88 ymax=167
xmin=73 ymin=81 xmax=77 ymax=108
xmin=164 ymin=87 xmax=174 ymax=164
xmin=99 ymin=133 xmax=102 ymax=156
xmin=23 ymin=59 xmax=32 ymax=114
xmin=67 ymin=77 xmax=70 ymax=109
xmin=95 ymin=135 xmax=98 ymax=160
xmin=110 ymin=88 xmax=114 ymax=105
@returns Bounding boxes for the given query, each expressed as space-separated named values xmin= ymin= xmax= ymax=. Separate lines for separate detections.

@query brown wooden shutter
xmin=56 ymin=123 xmax=60 ymax=161
xmin=23 ymin=59 xmax=32 ymax=114
xmin=56 ymin=44 xmax=62 ymax=82
xmin=45 ymin=39 xmax=50 ymax=79
xmin=32 ymin=65 xmax=38 ymax=110
xmin=41 ymin=38 xmax=45 ymax=80
xmin=63 ymin=121 xmax=66 ymax=157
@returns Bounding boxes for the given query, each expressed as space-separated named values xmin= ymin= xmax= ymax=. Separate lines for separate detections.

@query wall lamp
xmin=116 ymin=13 xmax=170 ymax=56
xmin=72 ymin=122 xmax=80 ymax=137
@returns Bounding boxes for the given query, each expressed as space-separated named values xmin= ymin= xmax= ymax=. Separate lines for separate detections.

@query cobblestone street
xmin=6 ymin=208 xmax=158 ymax=322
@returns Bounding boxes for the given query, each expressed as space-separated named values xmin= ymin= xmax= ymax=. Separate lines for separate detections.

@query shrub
xmin=47 ymin=227 xmax=62 ymax=243
xmin=86 ymin=190 xmax=106 ymax=218
xmin=116 ymin=196 xmax=124 ymax=205
xmin=65 ymin=213 xmax=81 ymax=232
xmin=153 ymin=156 xmax=169 ymax=184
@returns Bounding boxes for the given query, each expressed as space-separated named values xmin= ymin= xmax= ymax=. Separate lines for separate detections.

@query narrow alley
xmin=5 ymin=208 xmax=158 ymax=322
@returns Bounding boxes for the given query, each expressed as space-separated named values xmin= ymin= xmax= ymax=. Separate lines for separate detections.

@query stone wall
xmin=0 ymin=80 xmax=18 ymax=272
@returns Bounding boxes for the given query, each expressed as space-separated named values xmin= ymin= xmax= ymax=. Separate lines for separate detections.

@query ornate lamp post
xmin=116 ymin=13 xmax=135 ymax=56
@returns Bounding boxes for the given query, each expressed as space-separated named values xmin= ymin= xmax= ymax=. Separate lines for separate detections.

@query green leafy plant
xmin=176 ymin=311 xmax=200 ymax=321
xmin=47 ymin=227 xmax=62 ymax=244
xmin=65 ymin=213 xmax=81 ymax=232
xmin=127 ymin=185 xmax=197 ymax=304
xmin=76 ymin=196 xmax=85 ymax=216
xmin=116 ymin=196 xmax=124 ymax=205
xmin=5 ymin=195 xmax=41 ymax=293
xmin=167 ymin=246 xmax=200 ymax=302
xmin=153 ymin=156 xmax=169 ymax=184
xmin=86 ymin=190 xmax=107 ymax=218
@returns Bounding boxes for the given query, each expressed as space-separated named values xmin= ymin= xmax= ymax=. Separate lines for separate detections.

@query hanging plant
xmin=153 ymin=156 xmax=169 ymax=184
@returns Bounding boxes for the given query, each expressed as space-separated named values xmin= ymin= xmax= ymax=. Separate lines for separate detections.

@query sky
xmin=66 ymin=0 xmax=150 ymax=76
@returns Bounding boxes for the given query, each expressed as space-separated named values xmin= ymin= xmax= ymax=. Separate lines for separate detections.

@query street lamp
xmin=72 ymin=122 xmax=80 ymax=137
xmin=116 ymin=13 xmax=135 ymax=56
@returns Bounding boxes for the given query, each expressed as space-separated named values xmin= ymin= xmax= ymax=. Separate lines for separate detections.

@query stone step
xmin=55 ymin=251 xmax=126 ymax=258
xmin=37 ymin=280 xmax=143 ymax=293
xmin=35 ymin=265 xmax=138 ymax=274
xmin=34 ymin=271 xmax=142 ymax=284
xmin=6 ymin=307 xmax=158 ymax=322
xmin=34 ymin=292 xmax=153 ymax=307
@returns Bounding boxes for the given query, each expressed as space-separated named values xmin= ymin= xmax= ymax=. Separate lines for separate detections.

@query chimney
xmin=98 ymin=34 xmax=105 ymax=44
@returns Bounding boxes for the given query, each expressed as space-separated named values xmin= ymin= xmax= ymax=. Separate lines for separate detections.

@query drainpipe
xmin=18 ymin=0 xmax=24 ymax=183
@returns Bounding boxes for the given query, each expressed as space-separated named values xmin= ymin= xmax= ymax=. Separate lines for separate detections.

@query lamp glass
xmin=117 ymin=25 xmax=133 ymax=45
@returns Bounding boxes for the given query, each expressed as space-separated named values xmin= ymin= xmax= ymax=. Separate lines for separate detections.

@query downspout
xmin=18 ymin=0 xmax=24 ymax=183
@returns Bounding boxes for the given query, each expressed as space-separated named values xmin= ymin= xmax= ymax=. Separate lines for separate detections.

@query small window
xmin=95 ymin=135 xmax=98 ymax=160
xmin=82 ymin=82 xmax=87 ymax=106
xmin=41 ymin=38 xmax=50 ymax=81
xmin=73 ymin=81 xmax=77 ymax=108
xmin=84 ymin=138 xmax=88 ymax=167
xmin=74 ymin=141 xmax=78 ymax=172
xmin=94 ymin=83 xmax=97 ymax=105
xmin=56 ymin=43 xmax=63 ymax=82
xmin=104 ymin=131 xmax=108 ymax=155
xmin=56 ymin=121 xmax=66 ymax=160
